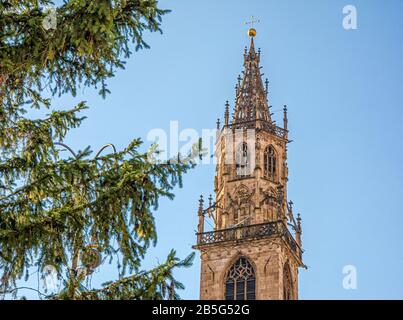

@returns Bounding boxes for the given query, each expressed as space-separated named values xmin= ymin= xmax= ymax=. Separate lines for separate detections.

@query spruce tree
xmin=0 ymin=0 xmax=196 ymax=299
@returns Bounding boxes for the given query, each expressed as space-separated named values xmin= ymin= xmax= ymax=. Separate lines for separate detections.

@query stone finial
xmin=296 ymin=212 xmax=302 ymax=248
xmin=198 ymin=195 xmax=204 ymax=216
xmin=283 ymin=105 xmax=288 ymax=131
xmin=297 ymin=212 xmax=302 ymax=233
xmin=197 ymin=195 xmax=205 ymax=237
xmin=224 ymin=101 xmax=230 ymax=126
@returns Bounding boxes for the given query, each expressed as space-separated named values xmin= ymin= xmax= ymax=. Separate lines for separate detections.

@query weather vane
xmin=244 ymin=15 xmax=260 ymax=28
xmin=244 ymin=16 xmax=260 ymax=37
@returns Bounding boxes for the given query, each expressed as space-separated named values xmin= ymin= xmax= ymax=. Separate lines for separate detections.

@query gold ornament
xmin=248 ymin=28 xmax=257 ymax=38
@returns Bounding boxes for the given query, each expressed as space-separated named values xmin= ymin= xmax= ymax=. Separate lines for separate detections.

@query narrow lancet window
xmin=264 ymin=145 xmax=276 ymax=180
xmin=236 ymin=143 xmax=250 ymax=177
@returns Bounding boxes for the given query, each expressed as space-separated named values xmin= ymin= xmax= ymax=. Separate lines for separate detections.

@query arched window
xmin=283 ymin=262 xmax=293 ymax=300
xmin=225 ymin=257 xmax=256 ymax=300
xmin=236 ymin=143 xmax=250 ymax=178
xmin=264 ymin=145 xmax=276 ymax=180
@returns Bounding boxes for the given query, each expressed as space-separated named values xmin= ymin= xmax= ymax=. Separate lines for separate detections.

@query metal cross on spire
xmin=244 ymin=16 xmax=260 ymax=28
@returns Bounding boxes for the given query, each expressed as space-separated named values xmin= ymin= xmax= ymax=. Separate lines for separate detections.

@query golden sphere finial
xmin=248 ymin=28 xmax=257 ymax=38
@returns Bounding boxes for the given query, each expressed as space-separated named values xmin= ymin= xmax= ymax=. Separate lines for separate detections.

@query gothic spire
xmin=232 ymin=29 xmax=271 ymax=125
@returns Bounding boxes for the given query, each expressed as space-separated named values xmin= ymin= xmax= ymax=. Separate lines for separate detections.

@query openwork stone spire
xmin=233 ymin=32 xmax=271 ymax=125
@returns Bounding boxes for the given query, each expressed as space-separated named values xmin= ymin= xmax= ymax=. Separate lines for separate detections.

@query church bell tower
xmin=193 ymin=27 xmax=304 ymax=300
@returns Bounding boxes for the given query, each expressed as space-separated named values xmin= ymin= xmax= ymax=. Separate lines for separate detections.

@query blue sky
xmin=19 ymin=0 xmax=403 ymax=299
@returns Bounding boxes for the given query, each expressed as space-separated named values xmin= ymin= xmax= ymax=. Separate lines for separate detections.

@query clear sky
xmin=19 ymin=0 xmax=403 ymax=299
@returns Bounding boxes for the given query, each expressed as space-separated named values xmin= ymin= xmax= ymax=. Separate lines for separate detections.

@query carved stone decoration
xmin=234 ymin=184 xmax=252 ymax=200
xmin=260 ymin=188 xmax=276 ymax=206
xmin=256 ymin=136 xmax=261 ymax=150
xmin=276 ymin=184 xmax=285 ymax=219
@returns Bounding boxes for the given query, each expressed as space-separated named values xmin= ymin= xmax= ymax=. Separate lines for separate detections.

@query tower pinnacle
xmin=232 ymin=27 xmax=271 ymax=126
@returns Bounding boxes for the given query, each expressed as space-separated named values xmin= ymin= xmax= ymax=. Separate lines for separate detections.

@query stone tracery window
xmin=264 ymin=145 xmax=276 ymax=181
xmin=225 ymin=257 xmax=256 ymax=300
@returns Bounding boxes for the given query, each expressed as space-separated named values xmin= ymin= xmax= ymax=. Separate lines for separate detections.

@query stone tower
xmin=193 ymin=28 xmax=304 ymax=300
